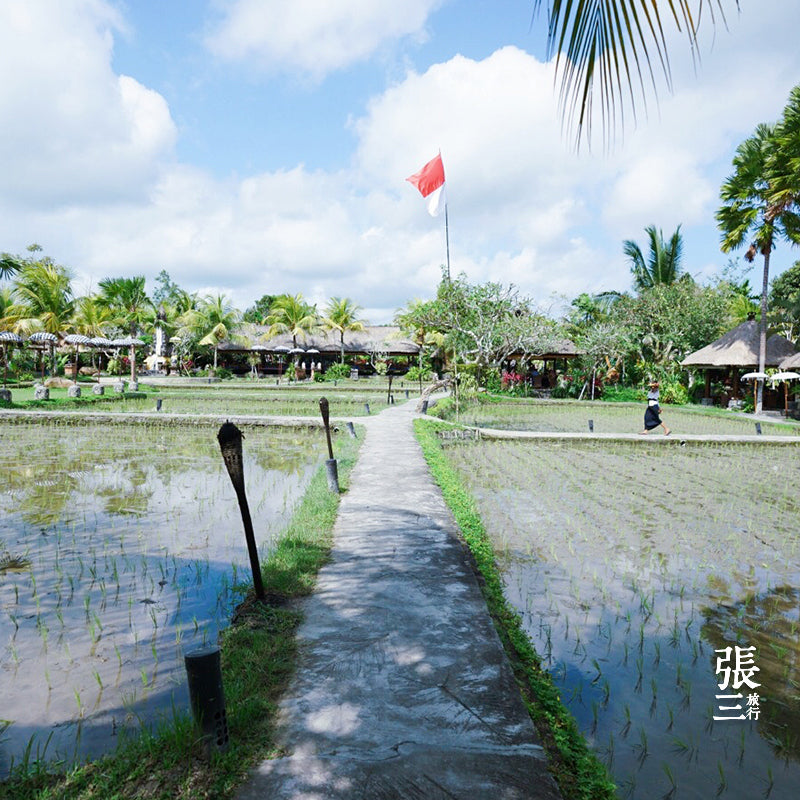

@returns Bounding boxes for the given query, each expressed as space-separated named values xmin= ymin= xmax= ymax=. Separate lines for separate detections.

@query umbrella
xmin=63 ymin=334 xmax=93 ymax=384
xmin=741 ymin=371 xmax=769 ymax=380
xmin=769 ymin=371 xmax=800 ymax=414
xmin=111 ymin=337 xmax=144 ymax=347
xmin=28 ymin=331 xmax=58 ymax=381
xmin=28 ymin=331 xmax=57 ymax=344
xmin=306 ymin=348 xmax=320 ymax=353
xmin=289 ymin=347 xmax=305 ymax=354
xmin=89 ymin=337 xmax=114 ymax=348
xmin=769 ymin=371 xmax=800 ymax=381
xmin=273 ymin=345 xmax=291 ymax=353
xmin=0 ymin=331 xmax=24 ymax=387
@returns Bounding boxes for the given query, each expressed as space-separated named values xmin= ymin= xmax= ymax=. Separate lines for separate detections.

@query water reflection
xmin=702 ymin=585 xmax=800 ymax=762
xmin=0 ymin=421 xmax=319 ymax=775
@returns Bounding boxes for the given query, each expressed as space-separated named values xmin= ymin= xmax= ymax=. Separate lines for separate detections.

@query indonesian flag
xmin=406 ymin=153 xmax=446 ymax=217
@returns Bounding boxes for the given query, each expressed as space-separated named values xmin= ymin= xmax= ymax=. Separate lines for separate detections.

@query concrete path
xmin=237 ymin=400 xmax=561 ymax=800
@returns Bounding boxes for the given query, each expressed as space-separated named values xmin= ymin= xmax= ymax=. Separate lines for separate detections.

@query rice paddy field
xmin=0 ymin=420 xmax=323 ymax=776
xmin=443 ymin=437 xmax=800 ymax=799
xmin=449 ymin=398 xmax=800 ymax=436
xmin=5 ymin=382 xmax=413 ymax=417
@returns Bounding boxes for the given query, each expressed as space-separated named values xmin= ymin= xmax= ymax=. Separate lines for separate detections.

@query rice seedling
xmin=0 ymin=417 xmax=326 ymax=773
xmin=438 ymin=433 xmax=800 ymax=799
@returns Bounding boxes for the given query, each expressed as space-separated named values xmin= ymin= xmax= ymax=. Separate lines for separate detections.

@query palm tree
xmin=717 ymin=122 xmax=800 ymax=413
xmin=1 ymin=255 xmax=22 ymax=281
xmin=73 ymin=296 xmax=115 ymax=372
xmin=97 ymin=276 xmax=152 ymax=384
xmin=178 ymin=294 xmax=241 ymax=372
xmin=4 ymin=261 xmax=75 ymax=335
xmin=323 ymin=297 xmax=366 ymax=364
xmin=624 ymin=225 xmax=684 ymax=291
xmin=263 ymin=294 xmax=320 ymax=348
xmin=531 ymin=1 xmax=738 ymax=145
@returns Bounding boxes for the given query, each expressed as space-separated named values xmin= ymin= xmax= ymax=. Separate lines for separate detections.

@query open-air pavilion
xmin=681 ymin=319 xmax=798 ymax=409
xmin=216 ymin=324 xmax=420 ymax=377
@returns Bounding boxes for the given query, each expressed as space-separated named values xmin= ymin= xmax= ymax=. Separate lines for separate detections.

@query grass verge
xmin=414 ymin=418 xmax=616 ymax=800
xmin=0 ymin=430 xmax=361 ymax=800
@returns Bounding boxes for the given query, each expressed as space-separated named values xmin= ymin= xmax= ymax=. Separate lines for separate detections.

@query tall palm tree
xmin=531 ymin=1 xmax=739 ymax=145
xmin=178 ymin=294 xmax=241 ymax=371
xmin=717 ymin=122 xmax=800 ymax=413
xmin=4 ymin=262 xmax=75 ymax=335
xmin=97 ymin=276 xmax=152 ymax=384
xmin=624 ymin=224 xmax=684 ymax=291
xmin=73 ymin=296 xmax=115 ymax=371
xmin=323 ymin=297 xmax=366 ymax=364
xmin=263 ymin=294 xmax=320 ymax=348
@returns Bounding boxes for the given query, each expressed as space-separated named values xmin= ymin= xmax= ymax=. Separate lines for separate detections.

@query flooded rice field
xmin=94 ymin=388 xmax=391 ymax=417
xmin=0 ymin=421 xmax=320 ymax=775
xmin=444 ymin=438 xmax=800 ymax=799
xmin=454 ymin=399 xmax=800 ymax=436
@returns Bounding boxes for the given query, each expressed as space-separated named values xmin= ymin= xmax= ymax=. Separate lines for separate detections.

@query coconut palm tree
xmin=0 ymin=255 xmax=22 ymax=281
xmin=3 ymin=261 xmax=75 ymax=335
xmin=178 ymin=293 xmax=241 ymax=372
xmin=97 ymin=276 xmax=152 ymax=384
xmin=263 ymin=294 xmax=320 ymax=349
xmin=717 ymin=123 xmax=800 ymax=413
xmin=531 ymin=1 xmax=738 ymax=145
xmin=624 ymin=225 xmax=684 ymax=291
xmin=323 ymin=297 xmax=366 ymax=364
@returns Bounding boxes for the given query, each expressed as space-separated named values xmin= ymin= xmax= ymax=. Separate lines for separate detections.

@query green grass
xmin=414 ymin=418 xmax=616 ymax=800
xmin=0 ymin=430 xmax=361 ymax=800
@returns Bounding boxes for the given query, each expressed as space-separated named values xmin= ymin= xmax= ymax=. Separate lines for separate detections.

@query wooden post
xmin=319 ymin=397 xmax=335 ymax=460
xmin=217 ymin=422 xmax=265 ymax=601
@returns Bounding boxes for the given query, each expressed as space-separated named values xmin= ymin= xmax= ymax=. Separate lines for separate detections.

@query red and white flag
xmin=406 ymin=153 xmax=446 ymax=217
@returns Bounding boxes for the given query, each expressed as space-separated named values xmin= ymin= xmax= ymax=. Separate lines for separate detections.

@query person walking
xmin=640 ymin=381 xmax=670 ymax=435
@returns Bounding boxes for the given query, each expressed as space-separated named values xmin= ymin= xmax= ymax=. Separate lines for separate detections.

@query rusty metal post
xmin=217 ymin=422 xmax=265 ymax=601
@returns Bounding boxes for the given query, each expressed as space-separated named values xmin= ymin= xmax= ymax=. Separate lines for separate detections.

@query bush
xmin=406 ymin=365 xmax=433 ymax=383
xmin=659 ymin=379 xmax=688 ymax=405
xmin=323 ymin=362 xmax=351 ymax=381
xmin=601 ymin=385 xmax=645 ymax=403
xmin=313 ymin=371 xmax=325 ymax=382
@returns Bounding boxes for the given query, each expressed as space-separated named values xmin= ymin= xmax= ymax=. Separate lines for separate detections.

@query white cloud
xmin=3 ymin=0 xmax=800 ymax=326
xmin=206 ymin=0 xmax=445 ymax=79
xmin=0 ymin=0 xmax=175 ymax=208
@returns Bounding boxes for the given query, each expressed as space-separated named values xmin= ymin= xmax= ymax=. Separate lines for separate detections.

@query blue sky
xmin=1 ymin=1 xmax=799 ymax=323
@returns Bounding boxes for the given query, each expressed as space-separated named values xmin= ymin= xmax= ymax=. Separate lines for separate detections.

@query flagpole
xmin=444 ymin=201 xmax=451 ymax=281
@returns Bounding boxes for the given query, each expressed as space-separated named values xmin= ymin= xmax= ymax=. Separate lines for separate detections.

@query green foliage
xmin=600 ymin=385 xmax=644 ymax=403
xmin=242 ymin=294 xmax=278 ymax=324
xmin=404 ymin=365 xmax=433 ymax=382
xmin=624 ymin=224 xmax=685 ymax=291
xmin=414 ymin=420 xmax=616 ymax=800
xmin=323 ymin=362 xmax=350 ymax=381
xmin=658 ymin=378 xmax=689 ymax=405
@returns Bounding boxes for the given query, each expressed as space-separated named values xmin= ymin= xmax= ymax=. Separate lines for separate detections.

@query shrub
xmin=406 ymin=365 xmax=433 ymax=382
xmin=323 ymin=362 xmax=351 ymax=381
xmin=601 ymin=385 xmax=645 ymax=403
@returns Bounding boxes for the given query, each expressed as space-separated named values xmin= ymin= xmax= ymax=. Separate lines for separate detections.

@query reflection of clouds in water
xmin=702 ymin=585 xmax=800 ymax=761
xmin=446 ymin=439 xmax=800 ymax=799
xmin=0 ymin=422 xmax=319 ymax=775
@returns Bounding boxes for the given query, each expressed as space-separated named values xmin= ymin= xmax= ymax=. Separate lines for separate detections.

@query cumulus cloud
xmin=206 ymin=0 xmax=444 ymax=79
xmin=0 ymin=0 xmax=176 ymax=208
xmin=2 ymin=0 xmax=800 ymax=324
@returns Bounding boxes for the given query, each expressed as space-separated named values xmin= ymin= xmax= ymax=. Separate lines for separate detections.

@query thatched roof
xmin=218 ymin=324 xmax=420 ymax=355
xmin=780 ymin=351 xmax=800 ymax=370
xmin=681 ymin=319 xmax=797 ymax=368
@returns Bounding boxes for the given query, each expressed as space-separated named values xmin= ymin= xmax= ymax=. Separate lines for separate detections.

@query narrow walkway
xmin=237 ymin=400 xmax=561 ymax=800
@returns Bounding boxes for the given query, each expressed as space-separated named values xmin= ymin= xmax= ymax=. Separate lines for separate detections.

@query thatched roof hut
xmin=681 ymin=319 xmax=798 ymax=406
xmin=218 ymin=324 xmax=419 ymax=356
xmin=681 ymin=319 xmax=796 ymax=368
xmin=780 ymin=351 xmax=800 ymax=370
